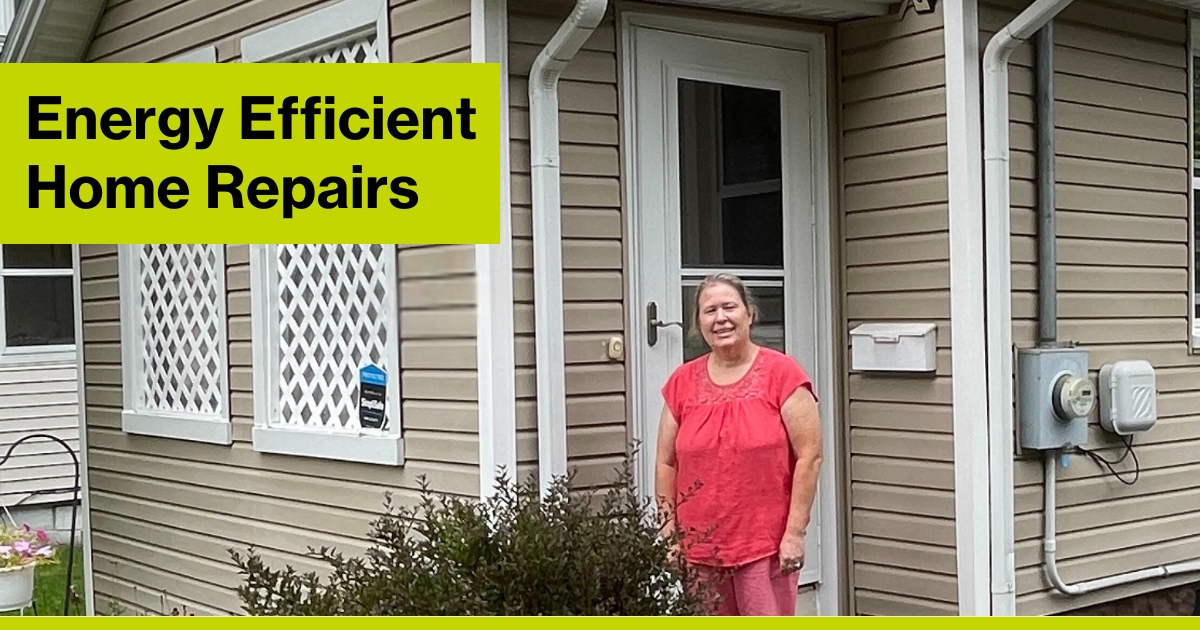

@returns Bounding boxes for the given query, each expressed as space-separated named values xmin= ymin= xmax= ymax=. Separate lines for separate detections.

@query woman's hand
xmin=779 ymin=532 xmax=805 ymax=574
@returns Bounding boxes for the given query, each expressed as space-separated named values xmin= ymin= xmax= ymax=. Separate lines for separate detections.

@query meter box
xmin=1099 ymin=360 xmax=1157 ymax=435
xmin=1017 ymin=347 xmax=1095 ymax=451
xmin=849 ymin=322 xmax=937 ymax=372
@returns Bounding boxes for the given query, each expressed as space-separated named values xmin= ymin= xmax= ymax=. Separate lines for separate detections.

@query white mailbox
xmin=850 ymin=322 xmax=937 ymax=373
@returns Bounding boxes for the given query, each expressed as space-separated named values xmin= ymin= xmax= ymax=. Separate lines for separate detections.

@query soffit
xmin=647 ymin=0 xmax=898 ymax=21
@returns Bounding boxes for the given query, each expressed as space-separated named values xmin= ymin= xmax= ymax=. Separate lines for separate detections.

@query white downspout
xmin=981 ymin=0 xmax=1075 ymax=615
xmin=529 ymin=0 xmax=608 ymax=495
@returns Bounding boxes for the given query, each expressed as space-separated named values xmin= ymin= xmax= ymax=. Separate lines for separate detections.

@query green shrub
xmin=229 ymin=460 xmax=724 ymax=615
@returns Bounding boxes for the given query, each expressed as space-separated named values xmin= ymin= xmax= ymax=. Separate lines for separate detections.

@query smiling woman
xmin=654 ymin=272 xmax=822 ymax=617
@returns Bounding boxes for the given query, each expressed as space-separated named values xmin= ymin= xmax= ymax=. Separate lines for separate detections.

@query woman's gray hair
xmin=690 ymin=273 xmax=759 ymax=336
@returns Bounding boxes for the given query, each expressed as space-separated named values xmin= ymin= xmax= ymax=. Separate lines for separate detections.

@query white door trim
xmin=618 ymin=11 xmax=841 ymax=616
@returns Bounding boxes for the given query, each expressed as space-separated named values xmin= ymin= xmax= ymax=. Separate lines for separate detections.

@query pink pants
xmin=696 ymin=554 xmax=799 ymax=616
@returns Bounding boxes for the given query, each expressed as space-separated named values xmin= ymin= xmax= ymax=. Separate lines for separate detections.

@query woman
xmin=655 ymin=273 xmax=822 ymax=616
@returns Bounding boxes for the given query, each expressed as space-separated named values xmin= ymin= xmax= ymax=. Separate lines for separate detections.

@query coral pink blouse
xmin=661 ymin=346 xmax=816 ymax=568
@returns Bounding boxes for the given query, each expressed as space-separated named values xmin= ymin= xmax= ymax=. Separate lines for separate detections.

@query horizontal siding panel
xmin=853 ymin=537 xmax=957 ymax=575
xmin=844 ymin=175 xmax=948 ymax=212
xmin=852 ymin=509 xmax=957 ymax=547
xmin=843 ymin=146 xmax=947 ymax=186
xmin=854 ymin=565 xmax=957 ymax=603
xmin=852 ymin=484 xmax=954 ymax=519
xmin=840 ymin=28 xmax=943 ymax=76
xmin=850 ymin=429 xmax=953 ymax=463
xmin=843 ymin=117 xmax=946 ymax=158
xmin=844 ymin=205 xmax=948 ymax=238
xmin=855 ymin=591 xmax=958 ymax=616
xmin=850 ymin=455 xmax=955 ymax=491
xmin=841 ymin=89 xmax=946 ymax=131
xmin=846 ymin=233 xmax=948 ymax=266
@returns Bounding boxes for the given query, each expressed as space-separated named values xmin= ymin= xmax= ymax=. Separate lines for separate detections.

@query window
xmin=118 ymin=245 xmax=231 ymax=444
xmin=0 ymin=245 xmax=75 ymax=363
xmin=241 ymin=0 xmax=402 ymax=466
xmin=249 ymin=245 xmax=403 ymax=466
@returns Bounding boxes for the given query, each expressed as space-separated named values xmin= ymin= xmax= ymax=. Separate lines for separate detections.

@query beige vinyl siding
xmin=0 ymin=362 xmax=79 ymax=508
xmin=838 ymin=5 xmax=957 ymax=616
xmin=80 ymin=0 xmax=476 ymax=617
xmin=982 ymin=0 xmax=1200 ymax=616
xmin=508 ymin=0 xmax=628 ymax=489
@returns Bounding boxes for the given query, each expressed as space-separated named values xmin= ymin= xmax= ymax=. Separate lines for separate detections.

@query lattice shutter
xmin=271 ymin=245 xmax=394 ymax=433
xmin=300 ymin=33 xmax=379 ymax=63
xmin=136 ymin=245 xmax=225 ymax=417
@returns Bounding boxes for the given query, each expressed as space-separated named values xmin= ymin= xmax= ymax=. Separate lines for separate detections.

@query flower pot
xmin=0 ymin=564 xmax=35 ymax=613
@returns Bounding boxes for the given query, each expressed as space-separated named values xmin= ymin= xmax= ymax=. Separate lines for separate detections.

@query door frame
xmin=618 ymin=10 xmax=841 ymax=616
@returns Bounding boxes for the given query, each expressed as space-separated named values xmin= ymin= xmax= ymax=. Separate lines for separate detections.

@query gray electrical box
xmin=1017 ymin=347 xmax=1095 ymax=451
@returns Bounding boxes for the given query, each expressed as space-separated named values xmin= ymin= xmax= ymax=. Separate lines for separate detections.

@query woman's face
xmin=696 ymin=283 xmax=752 ymax=351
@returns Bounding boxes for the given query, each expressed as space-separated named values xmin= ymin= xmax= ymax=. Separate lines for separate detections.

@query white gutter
xmin=981 ymin=0 xmax=1074 ymax=615
xmin=529 ymin=0 xmax=608 ymax=494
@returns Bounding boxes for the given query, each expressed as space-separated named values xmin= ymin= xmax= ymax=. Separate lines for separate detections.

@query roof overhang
xmin=648 ymin=0 xmax=899 ymax=21
xmin=1 ymin=0 xmax=105 ymax=63
xmin=3 ymin=0 xmax=1200 ymax=65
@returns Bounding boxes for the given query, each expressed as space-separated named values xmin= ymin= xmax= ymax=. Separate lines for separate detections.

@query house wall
xmin=0 ymin=361 xmax=79 ymax=509
xmin=78 ymin=0 xmax=477 ymax=617
xmin=836 ymin=5 xmax=958 ymax=616
xmin=981 ymin=0 xmax=1200 ymax=616
xmin=510 ymin=0 xmax=961 ymax=617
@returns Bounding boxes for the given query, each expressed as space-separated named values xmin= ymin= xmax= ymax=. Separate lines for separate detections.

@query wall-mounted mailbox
xmin=850 ymin=322 xmax=937 ymax=373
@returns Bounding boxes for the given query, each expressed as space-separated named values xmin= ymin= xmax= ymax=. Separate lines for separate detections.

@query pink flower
xmin=13 ymin=541 xmax=29 ymax=554
xmin=36 ymin=547 xmax=53 ymax=557
xmin=0 ymin=546 xmax=10 ymax=556
xmin=35 ymin=531 xmax=48 ymax=543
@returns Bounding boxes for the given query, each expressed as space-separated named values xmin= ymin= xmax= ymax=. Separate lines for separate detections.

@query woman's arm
xmin=779 ymin=386 xmax=822 ymax=571
xmin=654 ymin=403 xmax=680 ymax=538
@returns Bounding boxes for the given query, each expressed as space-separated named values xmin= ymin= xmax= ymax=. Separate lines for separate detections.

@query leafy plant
xmin=230 ymin=459 xmax=725 ymax=615
xmin=0 ymin=523 xmax=56 ymax=571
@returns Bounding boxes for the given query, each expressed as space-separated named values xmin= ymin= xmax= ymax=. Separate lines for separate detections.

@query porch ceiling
xmin=648 ymin=0 xmax=897 ymax=21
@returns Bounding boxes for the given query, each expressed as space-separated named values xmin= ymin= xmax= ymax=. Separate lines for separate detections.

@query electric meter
xmin=1053 ymin=374 xmax=1096 ymax=421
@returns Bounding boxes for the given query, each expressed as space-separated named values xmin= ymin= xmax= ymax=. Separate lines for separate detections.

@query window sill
xmin=252 ymin=426 xmax=405 ymax=466
xmin=122 ymin=411 xmax=233 ymax=445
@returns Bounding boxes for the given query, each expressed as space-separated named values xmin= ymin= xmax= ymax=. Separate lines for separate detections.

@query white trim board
xmin=247 ymin=245 xmax=405 ymax=467
xmin=70 ymin=244 xmax=96 ymax=617
xmin=240 ymin=0 xmax=390 ymax=62
xmin=618 ymin=11 xmax=842 ymax=616
xmin=116 ymin=245 xmax=233 ymax=447
xmin=944 ymin=0 xmax=992 ymax=616
xmin=471 ymin=0 xmax=517 ymax=500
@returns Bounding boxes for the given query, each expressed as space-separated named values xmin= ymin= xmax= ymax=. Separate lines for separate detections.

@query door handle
xmin=647 ymin=301 xmax=682 ymax=347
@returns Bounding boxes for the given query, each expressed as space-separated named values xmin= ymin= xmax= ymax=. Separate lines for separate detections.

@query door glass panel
xmin=677 ymin=79 xmax=783 ymax=269
xmin=681 ymin=284 xmax=785 ymax=361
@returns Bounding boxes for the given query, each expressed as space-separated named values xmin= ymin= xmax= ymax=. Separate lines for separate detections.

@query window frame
xmin=248 ymin=245 xmax=405 ymax=467
xmin=240 ymin=0 xmax=390 ymax=63
xmin=1191 ymin=15 xmax=1200 ymax=349
xmin=116 ymin=245 xmax=233 ymax=445
xmin=0 ymin=245 xmax=77 ymax=365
